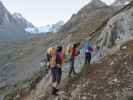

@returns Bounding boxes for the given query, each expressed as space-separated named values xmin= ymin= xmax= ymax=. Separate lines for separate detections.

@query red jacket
xmin=71 ymin=48 xmax=78 ymax=59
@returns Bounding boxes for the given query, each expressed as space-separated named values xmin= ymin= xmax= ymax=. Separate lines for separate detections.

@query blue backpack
xmin=84 ymin=42 xmax=93 ymax=53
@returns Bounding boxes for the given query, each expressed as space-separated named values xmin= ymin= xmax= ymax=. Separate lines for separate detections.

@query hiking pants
xmin=69 ymin=58 xmax=76 ymax=76
xmin=85 ymin=52 xmax=91 ymax=64
xmin=51 ymin=67 xmax=62 ymax=84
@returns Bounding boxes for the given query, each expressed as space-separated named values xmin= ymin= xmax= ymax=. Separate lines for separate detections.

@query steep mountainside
xmin=95 ymin=0 xmax=133 ymax=59
xmin=42 ymin=1 xmax=133 ymax=100
xmin=12 ymin=13 xmax=35 ymax=29
xmin=0 ymin=31 xmax=67 ymax=100
xmin=50 ymin=21 xmax=64 ymax=33
xmin=17 ymin=1 xmax=133 ymax=100
xmin=1 ymin=0 xmax=133 ymax=100
xmin=0 ymin=1 xmax=34 ymax=41
xmin=47 ymin=40 xmax=133 ymax=100
xmin=59 ymin=0 xmax=117 ymax=35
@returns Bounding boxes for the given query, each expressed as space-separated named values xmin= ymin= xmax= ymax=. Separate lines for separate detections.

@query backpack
xmin=56 ymin=51 xmax=66 ymax=66
xmin=84 ymin=42 xmax=93 ymax=53
xmin=56 ymin=52 xmax=62 ymax=66
xmin=49 ymin=47 xmax=57 ymax=68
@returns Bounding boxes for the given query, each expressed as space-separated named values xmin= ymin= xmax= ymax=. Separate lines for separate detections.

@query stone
xmin=82 ymin=96 xmax=87 ymax=100
xmin=121 ymin=46 xmax=128 ymax=50
xmin=110 ymin=61 xmax=114 ymax=65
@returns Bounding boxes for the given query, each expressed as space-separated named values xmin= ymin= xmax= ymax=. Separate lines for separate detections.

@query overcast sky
xmin=1 ymin=0 xmax=115 ymax=26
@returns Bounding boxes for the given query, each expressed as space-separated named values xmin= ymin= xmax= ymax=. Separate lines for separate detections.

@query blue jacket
xmin=84 ymin=42 xmax=93 ymax=53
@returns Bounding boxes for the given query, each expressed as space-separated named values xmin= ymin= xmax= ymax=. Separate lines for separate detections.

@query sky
xmin=1 ymin=0 xmax=115 ymax=27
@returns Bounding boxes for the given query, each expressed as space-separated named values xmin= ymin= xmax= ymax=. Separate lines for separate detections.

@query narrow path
xmin=22 ymin=49 xmax=85 ymax=100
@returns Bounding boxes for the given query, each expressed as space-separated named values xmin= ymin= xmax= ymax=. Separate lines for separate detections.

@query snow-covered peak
xmin=38 ymin=25 xmax=52 ymax=33
xmin=25 ymin=21 xmax=64 ymax=34
xmin=13 ymin=13 xmax=23 ymax=19
xmin=25 ymin=27 xmax=39 ymax=34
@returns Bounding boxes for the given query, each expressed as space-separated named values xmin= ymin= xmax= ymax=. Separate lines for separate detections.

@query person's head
xmin=57 ymin=46 xmax=62 ymax=52
xmin=73 ymin=43 xmax=77 ymax=48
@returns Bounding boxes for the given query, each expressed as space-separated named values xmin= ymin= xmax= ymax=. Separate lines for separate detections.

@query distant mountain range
xmin=25 ymin=21 xmax=64 ymax=34
xmin=0 ymin=1 xmax=64 ymax=41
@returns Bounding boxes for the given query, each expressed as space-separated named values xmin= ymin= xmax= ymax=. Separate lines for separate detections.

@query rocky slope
xmin=42 ymin=1 xmax=133 ymax=99
xmin=95 ymin=0 xmax=133 ymax=59
xmin=46 ymin=40 xmax=133 ymax=100
xmin=17 ymin=1 xmax=133 ymax=100
xmin=0 ymin=32 xmax=67 ymax=100
xmin=57 ymin=1 xmax=133 ymax=100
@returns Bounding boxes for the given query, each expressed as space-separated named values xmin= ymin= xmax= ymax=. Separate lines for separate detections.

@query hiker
xmin=84 ymin=39 xmax=93 ymax=64
xmin=50 ymin=46 xmax=65 ymax=96
xmin=68 ymin=43 xmax=79 ymax=77
xmin=77 ymin=42 xmax=84 ymax=66
xmin=46 ymin=47 xmax=52 ymax=69
xmin=40 ymin=57 xmax=46 ymax=67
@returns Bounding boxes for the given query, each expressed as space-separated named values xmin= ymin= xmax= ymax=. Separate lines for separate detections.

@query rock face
xmin=112 ymin=0 xmax=132 ymax=6
xmin=59 ymin=0 xmax=116 ymax=34
xmin=96 ymin=1 xmax=133 ymax=57
xmin=80 ymin=0 xmax=107 ymax=10
xmin=0 ymin=1 xmax=34 ymax=41
xmin=50 ymin=21 xmax=64 ymax=33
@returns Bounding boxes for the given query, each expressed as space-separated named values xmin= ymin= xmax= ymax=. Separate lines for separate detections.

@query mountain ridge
xmin=58 ymin=0 xmax=117 ymax=38
xmin=0 ymin=1 xmax=35 ymax=41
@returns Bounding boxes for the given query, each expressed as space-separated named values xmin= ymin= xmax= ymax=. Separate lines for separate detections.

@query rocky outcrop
xmin=96 ymin=1 xmax=133 ymax=58
xmin=52 ymin=40 xmax=133 ymax=100
xmin=112 ymin=0 xmax=132 ymax=6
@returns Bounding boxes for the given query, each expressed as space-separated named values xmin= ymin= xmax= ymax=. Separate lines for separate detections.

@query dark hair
xmin=73 ymin=44 xmax=77 ymax=48
xmin=57 ymin=46 xmax=62 ymax=52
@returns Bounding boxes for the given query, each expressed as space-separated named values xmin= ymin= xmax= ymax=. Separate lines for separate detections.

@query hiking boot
xmin=73 ymin=72 xmax=78 ymax=75
xmin=52 ymin=87 xmax=59 ymax=96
